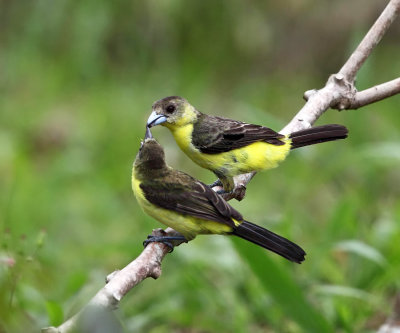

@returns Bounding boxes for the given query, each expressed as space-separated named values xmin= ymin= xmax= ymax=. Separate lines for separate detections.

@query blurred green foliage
xmin=1 ymin=0 xmax=400 ymax=332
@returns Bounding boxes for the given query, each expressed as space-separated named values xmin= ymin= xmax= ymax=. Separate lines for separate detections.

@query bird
xmin=147 ymin=96 xmax=348 ymax=194
xmin=131 ymin=127 xmax=306 ymax=263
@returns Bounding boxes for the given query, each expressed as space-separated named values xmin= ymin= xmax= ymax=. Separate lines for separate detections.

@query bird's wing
xmin=139 ymin=172 xmax=242 ymax=227
xmin=191 ymin=115 xmax=286 ymax=154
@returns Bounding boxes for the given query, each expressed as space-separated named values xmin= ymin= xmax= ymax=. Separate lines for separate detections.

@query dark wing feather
xmin=192 ymin=114 xmax=285 ymax=154
xmin=140 ymin=171 xmax=242 ymax=227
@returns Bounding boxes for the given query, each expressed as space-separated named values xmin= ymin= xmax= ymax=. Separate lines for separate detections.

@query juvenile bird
xmin=147 ymin=96 xmax=348 ymax=194
xmin=132 ymin=128 xmax=306 ymax=263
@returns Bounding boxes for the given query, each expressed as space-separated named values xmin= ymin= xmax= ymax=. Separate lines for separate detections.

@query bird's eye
xmin=166 ymin=104 xmax=176 ymax=113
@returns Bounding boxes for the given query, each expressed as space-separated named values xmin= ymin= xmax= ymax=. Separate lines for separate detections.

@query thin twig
xmin=346 ymin=77 xmax=400 ymax=109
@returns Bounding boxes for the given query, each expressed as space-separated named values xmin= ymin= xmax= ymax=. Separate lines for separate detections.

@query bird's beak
xmin=147 ymin=111 xmax=167 ymax=128
xmin=144 ymin=126 xmax=153 ymax=140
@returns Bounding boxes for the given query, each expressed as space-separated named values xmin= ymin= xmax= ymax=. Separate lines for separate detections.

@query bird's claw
xmin=216 ymin=189 xmax=228 ymax=195
xmin=215 ymin=185 xmax=247 ymax=201
xmin=208 ymin=179 xmax=223 ymax=188
xmin=143 ymin=235 xmax=187 ymax=253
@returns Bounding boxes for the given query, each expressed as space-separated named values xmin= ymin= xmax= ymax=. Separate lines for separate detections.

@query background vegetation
xmin=1 ymin=0 xmax=400 ymax=332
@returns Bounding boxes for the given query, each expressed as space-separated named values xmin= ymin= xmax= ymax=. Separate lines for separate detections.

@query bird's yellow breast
xmin=167 ymin=124 xmax=292 ymax=177
xmin=131 ymin=169 xmax=233 ymax=240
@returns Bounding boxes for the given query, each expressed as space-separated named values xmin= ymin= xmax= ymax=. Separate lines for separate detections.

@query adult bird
xmin=147 ymin=96 xmax=348 ymax=195
xmin=132 ymin=127 xmax=306 ymax=263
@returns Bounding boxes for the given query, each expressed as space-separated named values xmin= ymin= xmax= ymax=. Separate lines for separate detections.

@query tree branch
xmin=226 ymin=0 xmax=400 ymax=200
xmin=42 ymin=228 xmax=185 ymax=333
xmin=346 ymin=77 xmax=400 ymax=109
xmin=281 ymin=0 xmax=400 ymax=135
xmin=339 ymin=0 xmax=400 ymax=82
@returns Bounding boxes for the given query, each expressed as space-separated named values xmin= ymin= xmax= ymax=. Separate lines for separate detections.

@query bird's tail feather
xmin=232 ymin=220 xmax=306 ymax=263
xmin=289 ymin=124 xmax=348 ymax=150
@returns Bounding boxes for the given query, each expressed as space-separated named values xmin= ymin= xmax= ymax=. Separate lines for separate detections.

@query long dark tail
xmin=232 ymin=220 xmax=306 ymax=263
xmin=289 ymin=124 xmax=348 ymax=150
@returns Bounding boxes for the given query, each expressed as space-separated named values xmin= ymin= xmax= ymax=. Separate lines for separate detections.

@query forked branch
xmin=224 ymin=0 xmax=400 ymax=201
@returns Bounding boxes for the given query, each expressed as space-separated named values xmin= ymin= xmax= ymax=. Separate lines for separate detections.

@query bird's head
xmin=134 ymin=127 xmax=167 ymax=170
xmin=147 ymin=96 xmax=199 ymax=130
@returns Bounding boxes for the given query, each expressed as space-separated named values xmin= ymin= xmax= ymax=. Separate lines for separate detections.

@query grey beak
xmin=144 ymin=126 xmax=153 ymax=140
xmin=147 ymin=111 xmax=168 ymax=127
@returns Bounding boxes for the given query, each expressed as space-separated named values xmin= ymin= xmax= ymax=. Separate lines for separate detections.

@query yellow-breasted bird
xmin=147 ymin=96 xmax=348 ymax=193
xmin=132 ymin=128 xmax=306 ymax=263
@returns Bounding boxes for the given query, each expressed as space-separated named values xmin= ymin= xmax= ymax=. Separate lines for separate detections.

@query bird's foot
xmin=143 ymin=235 xmax=188 ymax=253
xmin=216 ymin=189 xmax=228 ymax=195
xmin=208 ymin=179 xmax=223 ymax=188
xmin=215 ymin=185 xmax=247 ymax=201
xmin=232 ymin=185 xmax=247 ymax=201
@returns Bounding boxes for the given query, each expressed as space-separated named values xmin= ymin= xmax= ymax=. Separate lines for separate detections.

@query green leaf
xmin=45 ymin=300 xmax=64 ymax=327
xmin=313 ymin=284 xmax=375 ymax=303
xmin=232 ymin=238 xmax=333 ymax=333
xmin=334 ymin=239 xmax=387 ymax=266
xmin=65 ymin=271 xmax=89 ymax=297
xmin=361 ymin=142 xmax=400 ymax=162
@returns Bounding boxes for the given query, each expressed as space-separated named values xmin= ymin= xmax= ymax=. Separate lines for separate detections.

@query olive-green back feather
xmin=191 ymin=113 xmax=285 ymax=154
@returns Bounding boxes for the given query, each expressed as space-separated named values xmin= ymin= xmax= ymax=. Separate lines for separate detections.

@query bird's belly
xmin=183 ymin=140 xmax=291 ymax=176
xmin=228 ymin=141 xmax=291 ymax=174
xmin=170 ymin=125 xmax=291 ymax=176
xmin=144 ymin=204 xmax=232 ymax=238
